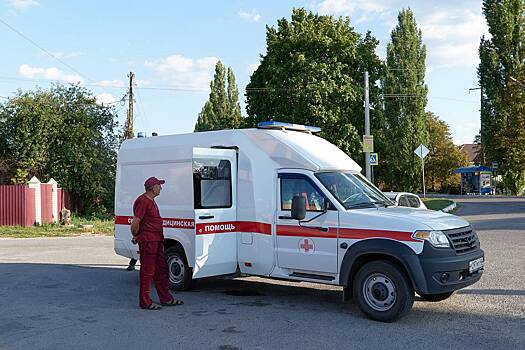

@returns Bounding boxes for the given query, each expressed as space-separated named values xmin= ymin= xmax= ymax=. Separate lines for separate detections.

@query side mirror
xmin=291 ymin=195 xmax=306 ymax=220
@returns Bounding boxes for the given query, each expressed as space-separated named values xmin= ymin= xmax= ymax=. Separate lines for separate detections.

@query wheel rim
xmin=168 ymin=255 xmax=185 ymax=284
xmin=362 ymin=273 xmax=396 ymax=312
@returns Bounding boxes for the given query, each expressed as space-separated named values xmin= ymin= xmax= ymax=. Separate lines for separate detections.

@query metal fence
xmin=0 ymin=185 xmax=36 ymax=227
xmin=0 ymin=179 xmax=73 ymax=227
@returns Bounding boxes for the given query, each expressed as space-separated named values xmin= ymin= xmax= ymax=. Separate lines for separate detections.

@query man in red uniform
xmin=131 ymin=177 xmax=183 ymax=310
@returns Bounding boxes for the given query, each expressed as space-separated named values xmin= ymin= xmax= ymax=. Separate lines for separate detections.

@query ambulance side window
xmin=280 ymin=176 xmax=325 ymax=212
xmin=193 ymin=158 xmax=232 ymax=209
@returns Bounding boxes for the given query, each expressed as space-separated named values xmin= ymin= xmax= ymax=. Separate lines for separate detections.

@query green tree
xmin=195 ymin=61 xmax=243 ymax=131
xmin=245 ymin=8 xmax=385 ymax=160
xmin=383 ymin=8 xmax=428 ymax=192
xmin=478 ymin=0 xmax=525 ymax=195
xmin=227 ymin=67 xmax=242 ymax=128
xmin=425 ymin=112 xmax=469 ymax=192
xmin=0 ymin=83 xmax=119 ymax=212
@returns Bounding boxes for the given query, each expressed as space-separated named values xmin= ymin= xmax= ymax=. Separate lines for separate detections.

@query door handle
xmin=319 ymin=227 xmax=329 ymax=232
xmin=199 ymin=215 xmax=214 ymax=220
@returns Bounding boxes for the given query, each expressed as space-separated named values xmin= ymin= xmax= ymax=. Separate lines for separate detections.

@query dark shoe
xmin=126 ymin=265 xmax=135 ymax=271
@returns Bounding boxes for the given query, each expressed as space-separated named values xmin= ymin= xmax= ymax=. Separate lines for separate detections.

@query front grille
xmin=444 ymin=226 xmax=478 ymax=254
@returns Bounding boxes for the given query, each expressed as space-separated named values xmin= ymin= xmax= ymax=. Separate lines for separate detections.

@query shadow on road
xmin=1 ymin=263 xmax=524 ymax=349
xmin=457 ymin=289 xmax=525 ymax=297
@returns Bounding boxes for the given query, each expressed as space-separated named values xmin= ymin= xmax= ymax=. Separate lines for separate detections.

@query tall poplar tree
xmin=227 ymin=67 xmax=242 ymax=128
xmin=383 ymin=8 xmax=428 ymax=192
xmin=195 ymin=61 xmax=243 ymax=131
xmin=479 ymin=0 xmax=525 ymax=194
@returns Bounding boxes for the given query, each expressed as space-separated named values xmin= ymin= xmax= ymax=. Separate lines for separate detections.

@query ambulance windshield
xmin=315 ymin=172 xmax=393 ymax=209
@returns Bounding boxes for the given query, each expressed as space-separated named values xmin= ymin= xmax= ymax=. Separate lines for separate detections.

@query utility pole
xmin=124 ymin=71 xmax=135 ymax=140
xmin=469 ymin=83 xmax=483 ymax=164
xmin=421 ymin=156 xmax=426 ymax=198
xmin=364 ymin=71 xmax=371 ymax=181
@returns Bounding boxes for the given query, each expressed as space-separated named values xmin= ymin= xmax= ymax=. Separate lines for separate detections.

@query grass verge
xmin=422 ymin=198 xmax=454 ymax=211
xmin=0 ymin=215 xmax=114 ymax=238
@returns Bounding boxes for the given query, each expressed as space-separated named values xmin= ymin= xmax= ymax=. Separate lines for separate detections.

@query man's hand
xmin=130 ymin=216 xmax=141 ymax=245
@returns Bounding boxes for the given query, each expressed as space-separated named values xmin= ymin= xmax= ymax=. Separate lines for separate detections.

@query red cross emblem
xmin=299 ymin=238 xmax=314 ymax=253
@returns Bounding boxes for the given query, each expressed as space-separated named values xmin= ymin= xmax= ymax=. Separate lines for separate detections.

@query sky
xmin=0 ymin=0 xmax=488 ymax=145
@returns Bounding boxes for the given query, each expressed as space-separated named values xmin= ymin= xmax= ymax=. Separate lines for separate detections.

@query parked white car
xmin=383 ymin=192 xmax=427 ymax=209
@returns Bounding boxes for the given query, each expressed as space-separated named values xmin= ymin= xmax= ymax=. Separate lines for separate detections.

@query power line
xmin=0 ymin=17 xmax=92 ymax=82
xmin=0 ymin=75 xmax=480 ymax=104
xmin=0 ymin=75 xmax=208 ymax=92
xmin=136 ymin=86 xmax=207 ymax=92
xmin=135 ymin=86 xmax=148 ymax=124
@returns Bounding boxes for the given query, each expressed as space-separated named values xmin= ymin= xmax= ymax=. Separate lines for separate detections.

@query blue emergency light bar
xmin=257 ymin=121 xmax=321 ymax=133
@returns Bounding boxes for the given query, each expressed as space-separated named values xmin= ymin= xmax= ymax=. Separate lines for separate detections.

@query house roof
xmin=459 ymin=144 xmax=481 ymax=163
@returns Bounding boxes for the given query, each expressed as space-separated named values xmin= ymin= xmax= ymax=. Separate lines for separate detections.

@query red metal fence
xmin=0 ymin=185 xmax=36 ymax=227
xmin=57 ymin=188 xmax=73 ymax=214
xmin=0 ymin=181 xmax=74 ymax=227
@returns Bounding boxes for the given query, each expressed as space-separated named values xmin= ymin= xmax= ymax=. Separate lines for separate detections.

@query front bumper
xmin=405 ymin=242 xmax=484 ymax=295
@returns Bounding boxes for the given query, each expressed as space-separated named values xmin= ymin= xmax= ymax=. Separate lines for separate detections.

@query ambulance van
xmin=114 ymin=122 xmax=484 ymax=322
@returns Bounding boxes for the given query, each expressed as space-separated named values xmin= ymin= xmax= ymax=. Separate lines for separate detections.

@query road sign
xmin=363 ymin=135 xmax=374 ymax=153
xmin=370 ymin=153 xmax=378 ymax=166
xmin=413 ymin=144 xmax=429 ymax=198
xmin=492 ymin=162 xmax=498 ymax=170
xmin=414 ymin=144 xmax=429 ymax=159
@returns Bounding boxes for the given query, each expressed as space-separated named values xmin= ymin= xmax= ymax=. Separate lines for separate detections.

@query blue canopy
xmin=455 ymin=166 xmax=493 ymax=174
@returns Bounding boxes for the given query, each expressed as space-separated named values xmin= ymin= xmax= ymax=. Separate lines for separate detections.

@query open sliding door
xmin=192 ymin=147 xmax=238 ymax=278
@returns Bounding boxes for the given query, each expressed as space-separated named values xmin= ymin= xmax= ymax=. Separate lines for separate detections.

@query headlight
xmin=412 ymin=230 xmax=450 ymax=248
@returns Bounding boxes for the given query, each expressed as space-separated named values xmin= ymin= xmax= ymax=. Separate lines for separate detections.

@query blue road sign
xmin=370 ymin=153 xmax=378 ymax=166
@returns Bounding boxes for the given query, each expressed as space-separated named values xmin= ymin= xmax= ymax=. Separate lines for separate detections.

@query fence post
xmin=48 ymin=178 xmax=58 ymax=223
xmin=27 ymin=176 xmax=42 ymax=225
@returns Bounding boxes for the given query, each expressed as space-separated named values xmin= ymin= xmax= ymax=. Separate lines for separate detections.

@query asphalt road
xmin=1 ymin=197 xmax=524 ymax=350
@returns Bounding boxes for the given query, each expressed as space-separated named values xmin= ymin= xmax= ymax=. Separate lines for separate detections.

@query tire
xmin=419 ymin=292 xmax=454 ymax=302
xmin=353 ymin=260 xmax=414 ymax=322
xmin=165 ymin=246 xmax=193 ymax=291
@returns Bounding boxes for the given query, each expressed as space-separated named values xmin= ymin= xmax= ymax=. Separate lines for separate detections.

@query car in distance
xmin=383 ymin=192 xmax=427 ymax=209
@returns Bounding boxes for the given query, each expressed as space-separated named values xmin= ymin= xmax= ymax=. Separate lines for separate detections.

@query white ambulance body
xmin=114 ymin=123 xmax=484 ymax=322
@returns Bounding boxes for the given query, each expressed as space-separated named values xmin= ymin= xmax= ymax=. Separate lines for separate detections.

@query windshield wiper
xmin=346 ymin=202 xmax=377 ymax=209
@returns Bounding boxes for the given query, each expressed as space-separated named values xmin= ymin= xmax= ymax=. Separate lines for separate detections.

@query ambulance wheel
xmin=165 ymin=246 xmax=193 ymax=291
xmin=353 ymin=260 xmax=414 ymax=322
xmin=419 ymin=292 xmax=454 ymax=302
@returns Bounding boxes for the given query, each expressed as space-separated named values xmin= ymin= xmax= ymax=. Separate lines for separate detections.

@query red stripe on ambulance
xmin=339 ymin=228 xmax=417 ymax=242
xmin=276 ymin=225 xmax=337 ymax=238
xmin=196 ymin=221 xmax=272 ymax=235
xmin=114 ymin=215 xmax=195 ymax=229
xmin=276 ymin=225 xmax=416 ymax=242
xmin=116 ymin=216 xmax=271 ymax=235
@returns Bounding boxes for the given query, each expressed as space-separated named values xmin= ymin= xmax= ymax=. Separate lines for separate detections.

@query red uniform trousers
xmin=138 ymin=241 xmax=173 ymax=308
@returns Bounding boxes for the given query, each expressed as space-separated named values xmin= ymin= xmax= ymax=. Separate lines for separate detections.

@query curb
xmin=441 ymin=202 xmax=457 ymax=213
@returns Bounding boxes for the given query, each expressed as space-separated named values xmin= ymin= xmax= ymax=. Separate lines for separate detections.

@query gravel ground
xmin=0 ymin=197 xmax=524 ymax=350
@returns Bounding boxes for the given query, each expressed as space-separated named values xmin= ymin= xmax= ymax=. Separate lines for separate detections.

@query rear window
xmin=407 ymin=196 xmax=421 ymax=208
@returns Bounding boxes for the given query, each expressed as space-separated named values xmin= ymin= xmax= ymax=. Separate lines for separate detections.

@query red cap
xmin=144 ymin=177 xmax=165 ymax=189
